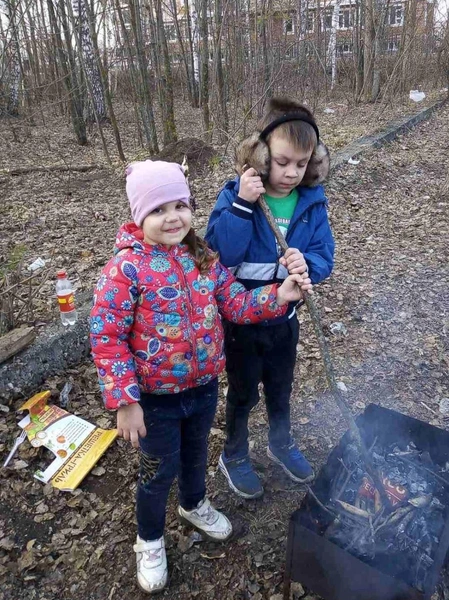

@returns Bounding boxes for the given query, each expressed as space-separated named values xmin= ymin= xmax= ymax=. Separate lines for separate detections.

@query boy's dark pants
xmin=137 ymin=379 xmax=218 ymax=541
xmin=223 ymin=317 xmax=299 ymax=460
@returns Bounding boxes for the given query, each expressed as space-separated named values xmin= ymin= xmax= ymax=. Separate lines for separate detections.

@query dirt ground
xmin=1 ymin=95 xmax=449 ymax=600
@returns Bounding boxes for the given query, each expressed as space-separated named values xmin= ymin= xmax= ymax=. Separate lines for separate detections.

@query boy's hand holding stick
xmin=257 ymin=193 xmax=392 ymax=512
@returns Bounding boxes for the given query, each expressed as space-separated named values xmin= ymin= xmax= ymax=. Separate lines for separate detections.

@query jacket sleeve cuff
xmin=230 ymin=197 xmax=254 ymax=220
xmin=104 ymin=394 xmax=140 ymax=411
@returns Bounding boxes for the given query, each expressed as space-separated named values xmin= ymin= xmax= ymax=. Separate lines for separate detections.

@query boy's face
xmin=142 ymin=200 xmax=192 ymax=247
xmin=265 ymin=133 xmax=313 ymax=198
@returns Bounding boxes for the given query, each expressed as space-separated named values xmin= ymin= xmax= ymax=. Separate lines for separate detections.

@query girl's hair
xmin=258 ymin=97 xmax=317 ymax=153
xmin=183 ymin=228 xmax=218 ymax=274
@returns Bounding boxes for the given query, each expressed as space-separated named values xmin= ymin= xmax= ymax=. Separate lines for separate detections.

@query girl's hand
xmin=117 ymin=403 xmax=146 ymax=449
xmin=238 ymin=167 xmax=265 ymax=203
xmin=280 ymin=248 xmax=308 ymax=275
xmin=276 ymin=274 xmax=313 ymax=306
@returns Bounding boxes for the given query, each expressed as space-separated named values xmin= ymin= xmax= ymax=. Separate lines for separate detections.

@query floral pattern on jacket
xmin=90 ymin=223 xmax=287 ymax=410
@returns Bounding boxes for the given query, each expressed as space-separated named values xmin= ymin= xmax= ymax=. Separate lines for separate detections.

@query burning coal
xmin=312 ymin=439 xmax=449 ymax=592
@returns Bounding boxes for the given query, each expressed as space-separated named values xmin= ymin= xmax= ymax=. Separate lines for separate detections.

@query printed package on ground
xmin=18 ymin=391 xmax=117 ymax=491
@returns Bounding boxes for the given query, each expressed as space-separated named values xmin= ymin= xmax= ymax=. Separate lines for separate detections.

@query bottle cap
xmin=56 ymin=269 xmax=67 ymax=279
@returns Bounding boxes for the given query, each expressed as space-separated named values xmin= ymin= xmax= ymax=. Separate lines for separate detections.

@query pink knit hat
xmin=125 ymin=160 xmax=191 ymax=227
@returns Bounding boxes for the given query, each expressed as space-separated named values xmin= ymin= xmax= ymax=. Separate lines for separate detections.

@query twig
xmin=305 ymin=484 xmax=338 ymax=519
xmin=0 ymin=271 xmax=43 ymax=297
xmin=420 ymin=401 xmax=439 ymax=417
xmin=374 ymin=505 xmax=414 ymax=534
xmin=369 ymin=515 xmax=375 ymax=538
xmin=15 ymin=252 xmax=55 ymax=323
xmin=337 ymin=457 xmax=351 ymax=473
xmin=334 ymin=466 xmax=357 ymax=502
xmin=368 ymin=436 xmax=378 ymax=454
xmin=108 ymin=583 xmax=118 ymax=600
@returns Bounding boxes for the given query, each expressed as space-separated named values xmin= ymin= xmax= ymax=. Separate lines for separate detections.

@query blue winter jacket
xmin=205 ymin=177 xmax=335 ymax=325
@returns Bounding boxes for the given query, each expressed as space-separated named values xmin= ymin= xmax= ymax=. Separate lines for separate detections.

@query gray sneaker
xmin=133 ymin=535 xmax=168 ymax=594
xmin=178 ymin=497 xmax=232 ymax=542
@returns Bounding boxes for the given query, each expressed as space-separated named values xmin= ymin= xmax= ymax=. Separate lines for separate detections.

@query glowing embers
xmin=285 ymin=404 xmax=449 ymax=600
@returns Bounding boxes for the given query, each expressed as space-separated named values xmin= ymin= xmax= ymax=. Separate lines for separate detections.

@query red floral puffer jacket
xmin=90 ymin=223 xmax=287 ymax=410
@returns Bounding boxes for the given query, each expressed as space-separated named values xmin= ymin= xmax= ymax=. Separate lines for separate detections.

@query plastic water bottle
xmin=56 ymin=269 xmax=77 ymax=326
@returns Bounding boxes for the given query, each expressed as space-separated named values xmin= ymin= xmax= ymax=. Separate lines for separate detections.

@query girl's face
xmin=142 ymin=200 xmax=192 ymax=247
xmin=266 ymin=133 xmax=313 ymax=198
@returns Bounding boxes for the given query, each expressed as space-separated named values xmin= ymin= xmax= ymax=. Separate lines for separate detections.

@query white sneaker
xmin=177 ymin=497 xmax=232 ymax=542
xmin=133 ymin=535 xmax=168 ymax=594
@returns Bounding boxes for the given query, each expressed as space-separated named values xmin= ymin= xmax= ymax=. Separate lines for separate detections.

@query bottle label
xmin=58 ymin=293 xmax=76 ymax=313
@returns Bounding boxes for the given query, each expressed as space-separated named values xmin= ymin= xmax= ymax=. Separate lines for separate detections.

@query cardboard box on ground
xmin=18 ymin=391 xmax=117 ymax=491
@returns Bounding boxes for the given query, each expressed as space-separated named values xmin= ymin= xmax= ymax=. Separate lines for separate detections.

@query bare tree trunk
xmin=47 ymin=0 xmax=87 ymax=144
xmin=37 ymin=0 xmax=64 ymax=111
xmin=1 ymin=0 xmax=22 ymax=116
xmin=24 ymin=1 xmax=43 ymax=98
xmin=245 ymin=0 xmax=254 ymax=113
xmin=198 ymin=0 xmax=210 ymax=139
xmin=18 ymin=1 xmax=40 ymax=106
xmin=128 ymin=0 xmax=159 ymax=152
xmin=113 ymin=0 xmax=144 ymax=146
xmin=186 ymin=0 xmax=200 ymax=107
xmin=65 ymin=0 xmax=111 ymax=162
xmin=84 ymin=0 xmax=126 ymax=161
xmin=400 ymin=0 xmax=417 ymax=92
xmin=362 ymin=0 xmax=375 ymax=101
xmin=170 ymin=0 xmax=195 ymax=106
xmin=353 ymin=0 xmax=363 ymax=98
xmin=244 ymin=0 xmax=252 ymax=63
xmin=437 ymin=19 xmax=449 ymax=94
xmin=371 ymin=0 xmax=388 ymax=101
xmin=297 ymin=0 xmax=308 ymax=72
xmin=212 ymin=0 xmax=228 ymax=143
xmin=260 ymin=0 xmax=271 ymax=103
xmin=72 ymin=0 xmax=107 ymax=122
xmin=153 ymin=0 xmax=177 ymax=144
xmin=327 ymin=0 xmax=340 ymax=88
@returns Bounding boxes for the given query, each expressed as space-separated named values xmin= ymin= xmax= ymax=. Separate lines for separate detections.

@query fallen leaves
xmin=1 ymin=100 xmax=449 ymax=600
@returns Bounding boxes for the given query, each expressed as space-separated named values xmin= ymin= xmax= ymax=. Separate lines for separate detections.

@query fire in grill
xmin=284 ymin=405 xmax=449 ymax=600
xmin=317 ymin=439 xmax=448 ymax=591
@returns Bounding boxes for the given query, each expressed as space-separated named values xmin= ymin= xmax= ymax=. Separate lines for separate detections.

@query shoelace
xmin=285 ymin=444 xmax=308 ymax=464
xmin=196 ymin=503 xmax=217 ymax=525
xmin=235 ymin=458 xmax=254 ymax=476
xmin=142 ymin=548 xmax=163 ymax=566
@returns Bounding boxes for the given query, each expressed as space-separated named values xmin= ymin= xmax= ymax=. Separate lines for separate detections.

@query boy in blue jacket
xmin=205 ymin=98 xmax=335 ymax=499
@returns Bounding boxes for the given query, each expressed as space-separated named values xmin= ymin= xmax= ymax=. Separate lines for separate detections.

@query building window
xmin=337 ymin=42 xmax=353 ymax=54
xmin=121 ymin=8 xmax=131 ymax=25
xmin=306 ymin=14 xmax=314 ymax=31
xmin=164 ymin=23 xmax=177 ymax=42
xmin=338 ymin=8 xmax=353 ymax=29
xmin=283 ymin=17 xmax=295 ymax=34
xmin=323 ymin=9 xmax=333 ymax=30
xmin=389 ymin=3 xmax=403 ymax=26
xmin=387 ymin=39 xmax=399 ymax=51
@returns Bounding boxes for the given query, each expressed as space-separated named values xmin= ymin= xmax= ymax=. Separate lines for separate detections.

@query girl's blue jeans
xmin=136 ymin=378 xmax=218 ymax=541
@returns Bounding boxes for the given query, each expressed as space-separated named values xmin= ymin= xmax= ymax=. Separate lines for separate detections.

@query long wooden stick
xmin=258 ymin=194 xmax=391 ymax=510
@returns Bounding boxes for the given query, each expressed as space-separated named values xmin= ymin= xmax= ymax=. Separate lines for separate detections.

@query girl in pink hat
xmin=90 ymin=160 xmax=312 ymax=594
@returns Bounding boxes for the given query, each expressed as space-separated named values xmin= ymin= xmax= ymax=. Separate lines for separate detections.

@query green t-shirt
xmin=264 ymin=189 xmax=298 ymax=238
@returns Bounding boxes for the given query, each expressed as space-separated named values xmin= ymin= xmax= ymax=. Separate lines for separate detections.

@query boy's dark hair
xmin=257 ymin=97 xmax=317 ymax=153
